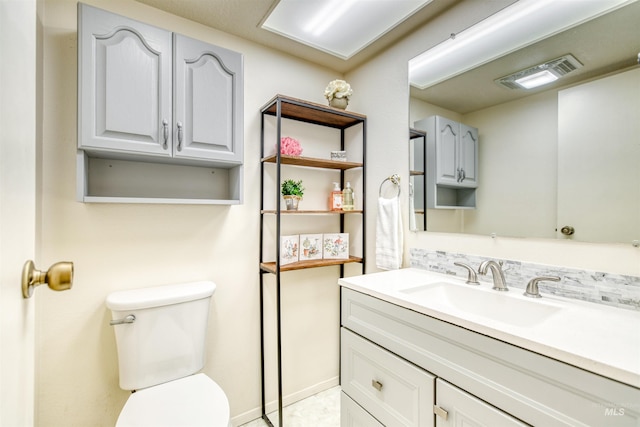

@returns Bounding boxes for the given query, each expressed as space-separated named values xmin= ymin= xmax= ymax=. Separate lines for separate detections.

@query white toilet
xmin=106 ymin=281 xmax=231 ymax=427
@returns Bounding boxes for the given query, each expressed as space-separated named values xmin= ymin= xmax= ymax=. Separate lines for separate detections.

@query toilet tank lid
xmin=106 ymin=281 xmax=216 ymax=311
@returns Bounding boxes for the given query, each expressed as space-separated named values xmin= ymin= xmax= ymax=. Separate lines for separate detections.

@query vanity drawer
xmin=341 ymin=327 xmax=435 ymax=427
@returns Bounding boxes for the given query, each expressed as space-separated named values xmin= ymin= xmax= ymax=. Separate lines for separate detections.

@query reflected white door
xmin=0 ymin=0 xmax=37 ymax=424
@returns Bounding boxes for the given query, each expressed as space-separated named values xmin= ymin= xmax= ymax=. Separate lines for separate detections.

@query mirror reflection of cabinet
xmin=415 ymin=116 xmax=478 ymax=209
xmin=409 ymin=128 xmax=426 ymax=231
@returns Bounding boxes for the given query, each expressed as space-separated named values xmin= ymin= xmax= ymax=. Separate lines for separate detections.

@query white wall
xmin=38 ymin=1 xmax=347 ymax=425
xmin=462 ymin=90 xmax=558 ymax=239
xmin=346 ymin=0 xmax=640 ymax=276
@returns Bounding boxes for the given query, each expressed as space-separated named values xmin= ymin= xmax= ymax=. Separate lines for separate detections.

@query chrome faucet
xmin=478 ymin=260 xmax=508 ymax=291
xmin=524 ymin=276 xmax=561 ymax=298
xmin=453 ymin=262 xmax=479 ymax=285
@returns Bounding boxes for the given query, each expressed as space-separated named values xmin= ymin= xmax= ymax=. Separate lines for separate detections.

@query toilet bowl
xmin=106 ymin=281 xmax=230 ymax=427
xmin=116 ymin=374 xmax=230 ymax=427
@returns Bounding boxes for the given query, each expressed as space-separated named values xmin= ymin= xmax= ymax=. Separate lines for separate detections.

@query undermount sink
xmin=400 ymin=282 xmax=562 ymax=327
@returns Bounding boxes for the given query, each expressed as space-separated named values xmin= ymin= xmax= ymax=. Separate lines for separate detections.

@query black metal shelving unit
xmin=410 ymin=127 xmax=427 ymax=231
xmin=259 ymin=95 xmax=366 ymax=426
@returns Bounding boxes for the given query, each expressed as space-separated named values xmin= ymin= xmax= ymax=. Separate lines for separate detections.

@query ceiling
xmin=133 ymin=0 xmax=462 ymax=73
xmin=410 ymin=0 xmax=640 ymax=114
xmin=133 ymin=0 xmax=639 ymax=112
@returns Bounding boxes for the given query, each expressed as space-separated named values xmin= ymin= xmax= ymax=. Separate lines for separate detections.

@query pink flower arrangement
xmin=279 ymin=136 xmax=303 ymax=156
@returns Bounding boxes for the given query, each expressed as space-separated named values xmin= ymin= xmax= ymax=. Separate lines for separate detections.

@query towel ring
xmin=379 ymin=174 xmax=401 ymax=198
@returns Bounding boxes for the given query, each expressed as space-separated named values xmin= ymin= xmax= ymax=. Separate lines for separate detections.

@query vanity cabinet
xmin=340 ymin=287 xmax=640 ymax=427
xmin=77 ymin=3 xmax=243 ymax=204
xmin=415 ymin=116 xmax=478 ymax=209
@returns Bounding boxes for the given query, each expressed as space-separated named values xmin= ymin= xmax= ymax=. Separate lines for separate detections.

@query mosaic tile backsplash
xmin=410 ymin=249 xmax=640 ymax=312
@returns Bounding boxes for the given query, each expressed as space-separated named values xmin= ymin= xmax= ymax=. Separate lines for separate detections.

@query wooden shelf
xmin=261 ymin=94 xmax=366 ymax=129
xmin=262 ymin=154 xmax=362 ymax=170
xmin=260 ymin=256 xmax=363 ymax=274
xmin=261 ymin=209 xmax=363 ymax=214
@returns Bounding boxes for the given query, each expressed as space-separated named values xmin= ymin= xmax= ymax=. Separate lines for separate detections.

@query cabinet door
xmin=173 ymin=34 xmax=243 ymax=164
xmin=434 ymin=379 xmax=528 ymax=427
xmin=78 ymin=4 xmax=172 ymax=156
xmin=434 ymin=116 xmax=459 ymax=186
xmin=458 ymin=123 xmax=478 ymax=188
xmin=341 ymin=392 xmax=384 ymax=427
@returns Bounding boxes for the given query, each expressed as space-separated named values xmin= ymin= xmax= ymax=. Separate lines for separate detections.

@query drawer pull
xmin=371 ymin=379 xmax=383 ymax=391
xmin=434 ymin=405 xmax=449 ymax=420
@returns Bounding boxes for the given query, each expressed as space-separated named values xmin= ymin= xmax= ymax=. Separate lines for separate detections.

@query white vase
xmin=329 ymin=97 xmax=348 ymax=110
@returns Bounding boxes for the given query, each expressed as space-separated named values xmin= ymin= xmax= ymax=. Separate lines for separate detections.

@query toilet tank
xmin=106 ymin=281 xmax=216 ymax=391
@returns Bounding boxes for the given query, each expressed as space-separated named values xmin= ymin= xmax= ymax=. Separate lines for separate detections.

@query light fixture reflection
xmin=515 ymin=70 xmax=558 ymax=89
xmin=409 ymin=0 xmax=631 ymax=89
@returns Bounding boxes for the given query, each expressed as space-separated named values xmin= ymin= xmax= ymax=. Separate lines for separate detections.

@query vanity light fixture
xmin=409 ymin=0 xmax=631 ymax=89
xmin=262 ymin=0 xmax=432 ymax=59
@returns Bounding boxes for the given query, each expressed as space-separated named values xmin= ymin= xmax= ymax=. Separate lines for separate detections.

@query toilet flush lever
xmin=110 ymin=315 xmax=136 ymax=326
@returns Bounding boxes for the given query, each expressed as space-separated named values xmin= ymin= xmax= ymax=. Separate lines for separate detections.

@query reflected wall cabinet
xmin=77 ymin=3 xmax=243 ymax=204
xmin=415 ymin=115 xmax=478 ymax=209
xmin=259 ymin=95 xmax=366 ymax=426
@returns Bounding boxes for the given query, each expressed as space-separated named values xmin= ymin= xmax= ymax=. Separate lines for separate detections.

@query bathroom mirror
xmin=408 ymin=1 xmax=640 ymax=244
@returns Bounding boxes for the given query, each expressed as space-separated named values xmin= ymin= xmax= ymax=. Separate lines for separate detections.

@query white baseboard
xmin=231 ymin=376 xmax=339 ymax=426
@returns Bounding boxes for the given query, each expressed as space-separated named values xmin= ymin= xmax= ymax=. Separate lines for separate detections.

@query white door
xmin=0 ymin=0 xmax=37 ymax=424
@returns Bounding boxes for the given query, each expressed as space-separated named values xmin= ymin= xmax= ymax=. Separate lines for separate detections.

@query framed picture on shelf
xmin=280 ymin=235 xmax=299 ymax=265
xmin=299 ymin=234 xmax=323 ymax=261
xmin=323 ymin=233 xmax=349 ymax=259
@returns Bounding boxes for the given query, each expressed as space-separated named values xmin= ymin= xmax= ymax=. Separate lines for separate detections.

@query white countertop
xmin=339 ymin=268 xmax=640 ymax=389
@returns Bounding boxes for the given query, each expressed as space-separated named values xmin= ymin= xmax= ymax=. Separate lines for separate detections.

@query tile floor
xmin=239 ymin=386 xmax=340 ymax=427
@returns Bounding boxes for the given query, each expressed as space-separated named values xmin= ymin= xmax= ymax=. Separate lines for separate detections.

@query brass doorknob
xmin=22 ymin=260 xmax=74 ymax=298
xmin=560 ymin=226 xmax=575 ymax=236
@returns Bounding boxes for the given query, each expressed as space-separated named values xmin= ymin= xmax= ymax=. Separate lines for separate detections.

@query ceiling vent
xmin=495 ymin=54 xmax=584 ymax=89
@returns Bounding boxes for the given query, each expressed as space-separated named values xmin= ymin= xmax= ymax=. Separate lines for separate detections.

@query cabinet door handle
xmin=456 ymin=167 xmax=462 ymax=182
xmin=433 ymin=405 xmax=449 ymax=420
xmin=460 ymin=168 xmax=466 ymax=182
xmin=371 ymin=379 xmax=383 ymax=391
xmin=162 ymin=119 xmax=169 ymax=150
xmin=176 ymin=121 xmax=184 ymax=152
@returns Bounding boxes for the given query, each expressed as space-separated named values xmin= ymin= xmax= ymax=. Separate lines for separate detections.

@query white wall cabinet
xmin=415 ymin=115 xmax=478 ymax=209
xmin=77 ymin=3 xmax=243 ymax=204
xmin=341 ymin=287 xmax=640 ymax=427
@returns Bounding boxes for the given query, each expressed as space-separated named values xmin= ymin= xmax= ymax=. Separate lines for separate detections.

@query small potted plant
xmin=281 ymin=179 xmax=304 ymax=210
xmin=324 ymin=79 xmax=353 ymax=110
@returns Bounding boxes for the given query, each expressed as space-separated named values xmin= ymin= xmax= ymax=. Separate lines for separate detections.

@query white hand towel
xmin=409 ymin=189 xmax=416 ymax=231
xmin=376 ymin=196 xmax=403 ymax=270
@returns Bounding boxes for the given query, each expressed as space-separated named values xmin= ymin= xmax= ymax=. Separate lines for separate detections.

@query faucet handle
xmin=454 ymin=262 xmax=479 ymax=285
xmin=524 ymin=276 xmax=561 ymax=298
